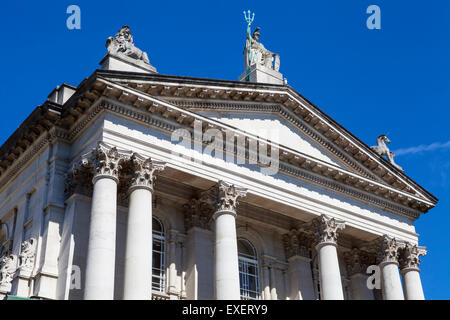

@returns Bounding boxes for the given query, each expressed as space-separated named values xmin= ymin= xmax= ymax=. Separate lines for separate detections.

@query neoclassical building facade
xmin=0 ymin=26 xmax=437 ymax=300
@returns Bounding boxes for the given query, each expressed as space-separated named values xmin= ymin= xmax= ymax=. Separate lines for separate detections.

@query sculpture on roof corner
xmin=106 ymin=26 xmax=150 ymax=65
xmin=370 ymin=134 xmax=403 ymax=171
xmin=243 ymin=10 xmax=280 ymax=81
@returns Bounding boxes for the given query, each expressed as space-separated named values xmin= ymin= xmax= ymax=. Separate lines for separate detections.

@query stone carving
xmin=183 ymin=194 xmax=215 ymax=231
xmin=215 ymin=181 xmax=247 ymax=214
xmin=106 ymin=26 xmax=150 ymax=64
xmin=0 ymin=254 xmax=17 ymax=287
xmin=399 ymin=243 xmax=426 ymax=270
xmin=375 ymin=235 xmax=404 ymax=265
xmin=81 ymin=142 xmax=125 ymax=181
xmin=18 ymin=238 xmax=37 ymax=273
xmin=202 ymin=181 xmax=247 ymax=216
xmin=283 ymin=229 xmax=314 ymax=259
xmin=370 ymin=135 xmax=403 ymax=171
xmin=243 ymin=11 xmax=280 ymax=74
xmin=65 ymin=164 xmax=94 ymax=198
xmin=129 ymin=153 xmax=166 ymax=191
xmin=343 ymin=248 xmax=375 ymax=276
xmin=312 ymin=215 xmax=345 ymax=245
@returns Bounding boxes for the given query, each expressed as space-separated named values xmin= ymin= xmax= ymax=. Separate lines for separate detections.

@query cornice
xmin=0 ymin=72 xmax=437 ymax=216
xmin=103 ymin=74 xmax=435 ymax=204
xmin=169 ymin=99 xmax=381 ymax=182
xmin=65 ymin=98 xmax=424 ymax=219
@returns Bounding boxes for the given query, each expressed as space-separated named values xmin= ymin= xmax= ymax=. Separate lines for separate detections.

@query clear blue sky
xmin=1 ymin=0 xmax=449 ymax=299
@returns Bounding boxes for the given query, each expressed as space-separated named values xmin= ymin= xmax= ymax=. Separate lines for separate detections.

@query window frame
xmin=152 ymin=216 xmax=166 ymax=293
xmin=237 ymin=238 xmax=261 ymax=300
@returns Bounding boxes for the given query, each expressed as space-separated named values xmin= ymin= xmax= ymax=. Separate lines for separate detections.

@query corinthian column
xmin=376 ymin=235 xmax=404 ymax=300
xmin=83 ymin=142 xmax=123 ymax=300
xmin=344 ymin=248 xmax=375 ymax=300
xmin=312 ymin=215 xmax=345 ymax=300
xmin=210 ymin=181 xmax=247 ymax=300
xmin=399 ymin=243 xmax=426 ymax=300
xmin=123 ymin=154 xmax=165 ymax=300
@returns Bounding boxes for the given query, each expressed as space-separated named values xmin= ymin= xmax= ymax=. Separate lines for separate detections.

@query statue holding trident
xmin=243 ymin=10 xmax=280 ymax=81
xmin=243 ymin=10 xmax=255 ymax=81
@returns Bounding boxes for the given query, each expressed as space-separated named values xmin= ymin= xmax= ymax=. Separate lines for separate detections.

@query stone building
xmin=0 ymin=26 xmax=437 ymax=300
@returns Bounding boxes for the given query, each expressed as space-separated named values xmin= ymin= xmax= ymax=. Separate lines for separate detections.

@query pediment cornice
xmin=95 ymin=72 xmax=435 ymax=205
xmin=0 ymin=70 xmax=437 ymax=216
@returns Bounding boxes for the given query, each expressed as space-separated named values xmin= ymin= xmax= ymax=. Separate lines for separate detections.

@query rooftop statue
xmin=106 ymin=26 xmax=150 ymax=65
xmin=243 ymin=11 xmax=280 ymax=79
xmin=370 ymin=134 xmax=403 ymax=171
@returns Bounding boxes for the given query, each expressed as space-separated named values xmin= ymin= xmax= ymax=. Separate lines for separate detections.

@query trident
xmin=243 ymin=10 xmax=255 ymax=82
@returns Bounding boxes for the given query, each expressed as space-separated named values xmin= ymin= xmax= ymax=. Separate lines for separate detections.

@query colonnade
xmin=79 ymin=142 xmax=426 ymax=300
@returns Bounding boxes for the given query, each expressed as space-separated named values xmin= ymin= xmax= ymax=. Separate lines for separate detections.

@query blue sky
xmin=1 ymin=0 xmax=449 ymax=299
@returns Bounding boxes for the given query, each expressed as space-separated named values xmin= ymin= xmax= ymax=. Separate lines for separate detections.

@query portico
xmin=0 ymin=25 xmax=436 ymax=301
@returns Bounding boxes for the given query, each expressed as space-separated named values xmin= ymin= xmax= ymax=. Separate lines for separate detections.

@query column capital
xmin=81 ymin=142 xmax=126 ymax=183
xmin=183 ymin=193 xmax=215 ymax=231
xmin=203 ymin=181 xmax=247 ymax=218
xmin=283 ymin=229 xmax=313 ymax=259
xmin=375 ymin=235 xmax=404 ymax=266
xmin=399 ymin=243 xmax=426 ymax=272
xmin=312 ymin=215 xmax=345 ymax=247
xmin=343 ymin=248 xmax=376 ymax=276
xmin=128 ymin=153 xmax=166 ymax=192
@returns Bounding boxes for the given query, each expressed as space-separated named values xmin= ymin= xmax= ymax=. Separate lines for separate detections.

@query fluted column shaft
xmin=212 ymin=181 xmax=247 ymax=300
xmin=313 ymin=215 xmax=346 ymax=300
xmin=123 ymin=155 xmax=165 ymax=300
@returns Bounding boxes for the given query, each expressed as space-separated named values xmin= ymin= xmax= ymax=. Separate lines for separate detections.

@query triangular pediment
xmin=40 ymin=70 xmax=435 ymax=216
xmin=198 ymin=111 xmax=347 ymax=170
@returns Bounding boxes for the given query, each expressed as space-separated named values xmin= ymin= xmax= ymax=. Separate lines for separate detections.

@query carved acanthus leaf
xmin=183 ymin=193 xmax=215 ymax=231
xmin=376 ymin=235 xmax=404 ymax=264
xmin=312 ymin=215 xmax=345 ymax=245
xmin=344 ymin=248 xmax=376 ymax=276
xmin=399 ymin=243 xmax=426 ymax=270
xmin=283 ymin=229 xmax=313 ymax=259
xmin=215 ymin=181 xmax=247 ymax=214
xmin=129 ymin=153 xmax=166 ymax=190
xmin=81 ymin=142 xmax=125 ymax=180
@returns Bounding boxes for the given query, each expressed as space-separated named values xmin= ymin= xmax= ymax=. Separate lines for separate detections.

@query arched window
xmin=152 ymin=216 xmax=166 ymax=292
xmin=238 ymin=238 xmax=260 ymax=300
